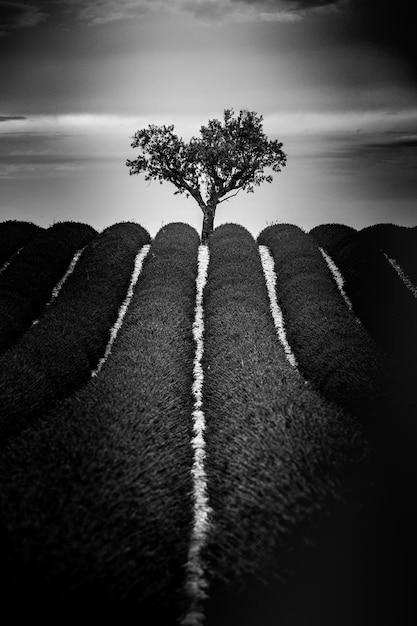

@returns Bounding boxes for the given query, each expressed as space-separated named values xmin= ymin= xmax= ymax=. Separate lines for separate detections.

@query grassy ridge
xmin=359 ymin=223 xmax=417 ymax=288
xmin=0 ymin=222 xmax=150 ymax=443
xmin=0 ymin=220 xmax=44 ymax=268
xmin=202 ymin=224 xmax=372 ymax=626
xmin=257 ymin=224 xmax=391 ymax=421
xmin=0 ymin=223 xmax=199 ymax=623
xmin=0 ymin=221 xmax=96 ymax=354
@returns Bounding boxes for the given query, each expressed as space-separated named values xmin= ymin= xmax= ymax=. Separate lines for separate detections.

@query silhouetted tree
xmin=126 ymin=108 xmax=287 ymax=242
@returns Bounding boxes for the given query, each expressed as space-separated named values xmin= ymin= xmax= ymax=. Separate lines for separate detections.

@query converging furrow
xmin=181 ymin=244 xmax=212 ymax=626
xmin=32 ymin=246 xmax=86 ymax=326
xmin=384 ymin=253 xmax=417 ymax=298
xmin=92 ymin=243 xmax=151 ymax=376
xmin=258 ymin=244 xmax=298 ymax=368
xmin=0 ymin=245 xmax=24 ymax=276
xmin=318 ymin=246 xmax=354 ymax=311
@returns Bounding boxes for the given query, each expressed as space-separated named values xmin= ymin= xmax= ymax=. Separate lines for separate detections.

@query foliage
xmin=126 ymin=109 xmax=287 ymax=211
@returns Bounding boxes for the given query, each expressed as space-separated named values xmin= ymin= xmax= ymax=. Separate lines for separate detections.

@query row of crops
xmin=0 ymin=219 xmax=415 ymax=625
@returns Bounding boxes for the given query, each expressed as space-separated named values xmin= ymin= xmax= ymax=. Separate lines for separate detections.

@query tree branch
xmin=218 ymin=188 xmax=242 ymax=204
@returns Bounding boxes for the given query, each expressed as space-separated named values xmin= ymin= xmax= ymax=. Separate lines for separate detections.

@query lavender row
xmin=0 ymin=222 xmax=150 ymax=443
xmin=257 ymin=223 xmax=391 ymax=422
xmin=201 ymin=225 xmax=372 ymax=625
xmin=310 ymin=223 xmax=417 ymax=373
xmin=359 ymin=223 xmax=417 ymax=287
xmin=0 ymin=221 xmax=96 ymax=354
xmin=0 ymin=223 xmax=200 ymax=624
xmin=0 ymin=219 xmax=43 ymax=268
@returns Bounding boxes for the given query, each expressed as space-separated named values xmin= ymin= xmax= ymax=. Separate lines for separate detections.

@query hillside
xmin=0 ymin=218 xmax=416 ymax=626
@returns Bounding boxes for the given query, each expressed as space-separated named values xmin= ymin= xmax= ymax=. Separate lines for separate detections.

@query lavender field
xmin=0 ymin=219 xmax=415 ymax=626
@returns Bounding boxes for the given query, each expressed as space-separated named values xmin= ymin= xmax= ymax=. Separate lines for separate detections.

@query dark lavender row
xmin=202 ymin=225 xmax=374 ymax=626
xmin=359 ymin=223 xmax=417 ymax=287
xmin=0 ymin=221 xmax=96 ymax=354
xmin=257 ymin=223 xmax=391 ymax=423
xmin=307 ymin=223 xmax=417 ymax=616
xmin=0 ymin=220 xmax=44 ymax=267
xmin=0 ymin=222 xmax=150 ymax=444
xmin=309 ymin=223 xmax=417 ymax=372
xmin=0 ymin=223 xmax=199 ymax=624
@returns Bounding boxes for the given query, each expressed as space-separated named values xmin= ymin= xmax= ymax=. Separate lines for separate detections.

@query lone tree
xmin=126 ymin=108 xmax=287 ymax=242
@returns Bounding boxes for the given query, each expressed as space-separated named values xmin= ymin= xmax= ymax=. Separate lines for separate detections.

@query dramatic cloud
xmin=40 ymin=0 xmax=343 ymax=25
xmin=233 ymin=0 xmax=340 ymax=10
xmin=179 ymin=0 xmax=302 ymax=21
xmin=0 ymin=2 xmax=47 ymax=36
xmin=75 ymin=0 xmax=154 ymax=25
xmin=1 ymin=0 xmax=414 ymax=74
xmin=57 ymin=0 xmax=417 ymax=73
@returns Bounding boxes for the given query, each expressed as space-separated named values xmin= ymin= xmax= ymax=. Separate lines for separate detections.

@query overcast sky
xmin=1 ymin=0 xmax=416 ymax=237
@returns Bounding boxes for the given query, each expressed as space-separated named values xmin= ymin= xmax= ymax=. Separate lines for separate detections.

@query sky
xmin=0 ymin=0 xmax=416 ymax=238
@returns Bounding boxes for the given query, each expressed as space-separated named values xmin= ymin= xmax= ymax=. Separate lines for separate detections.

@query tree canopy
xmin=126 ymin=109 xmax=287 ymax=241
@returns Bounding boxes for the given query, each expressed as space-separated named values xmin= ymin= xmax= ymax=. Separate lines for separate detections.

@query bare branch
xmin=217 ymin=188 xmax=242 ymax=204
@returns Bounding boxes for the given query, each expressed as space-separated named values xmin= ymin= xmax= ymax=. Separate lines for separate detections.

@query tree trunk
xmin=201 ymin=204 xmax=216 ymax=244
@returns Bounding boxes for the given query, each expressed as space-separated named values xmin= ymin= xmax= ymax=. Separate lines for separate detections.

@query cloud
xmin=178 ymin=0 xmax=300 ymax=22
xmin=76 ymin=0 xmax=153 ymax=25
xmin=58 ymin=0 xmax=417 ymax=78
xmin=365 ymin=135 xmax=417 ymax=150
xmin=233 ymin=0 xmax=339 ymax=10
xmin=5 ymin=110 xmax=417 ymax=139
xmin=2 ymin=111 xmax=416 ymax=186
xmin=54 ymin=0 xmax=342 ymax=25
xmin=0 ymin=2 xmax=48 ymax=36
xmin=0 ymin=162 xmax=87 ymax=179
xmin=264 ymin=108 xmax=417 ymax=137
xmin=0 ymin=116 xmax=27 ymax=122
xmin=225 ymin=0 xmax=342 ymax=22
xmin=9 ymin=148 xmax=55 ymax=155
